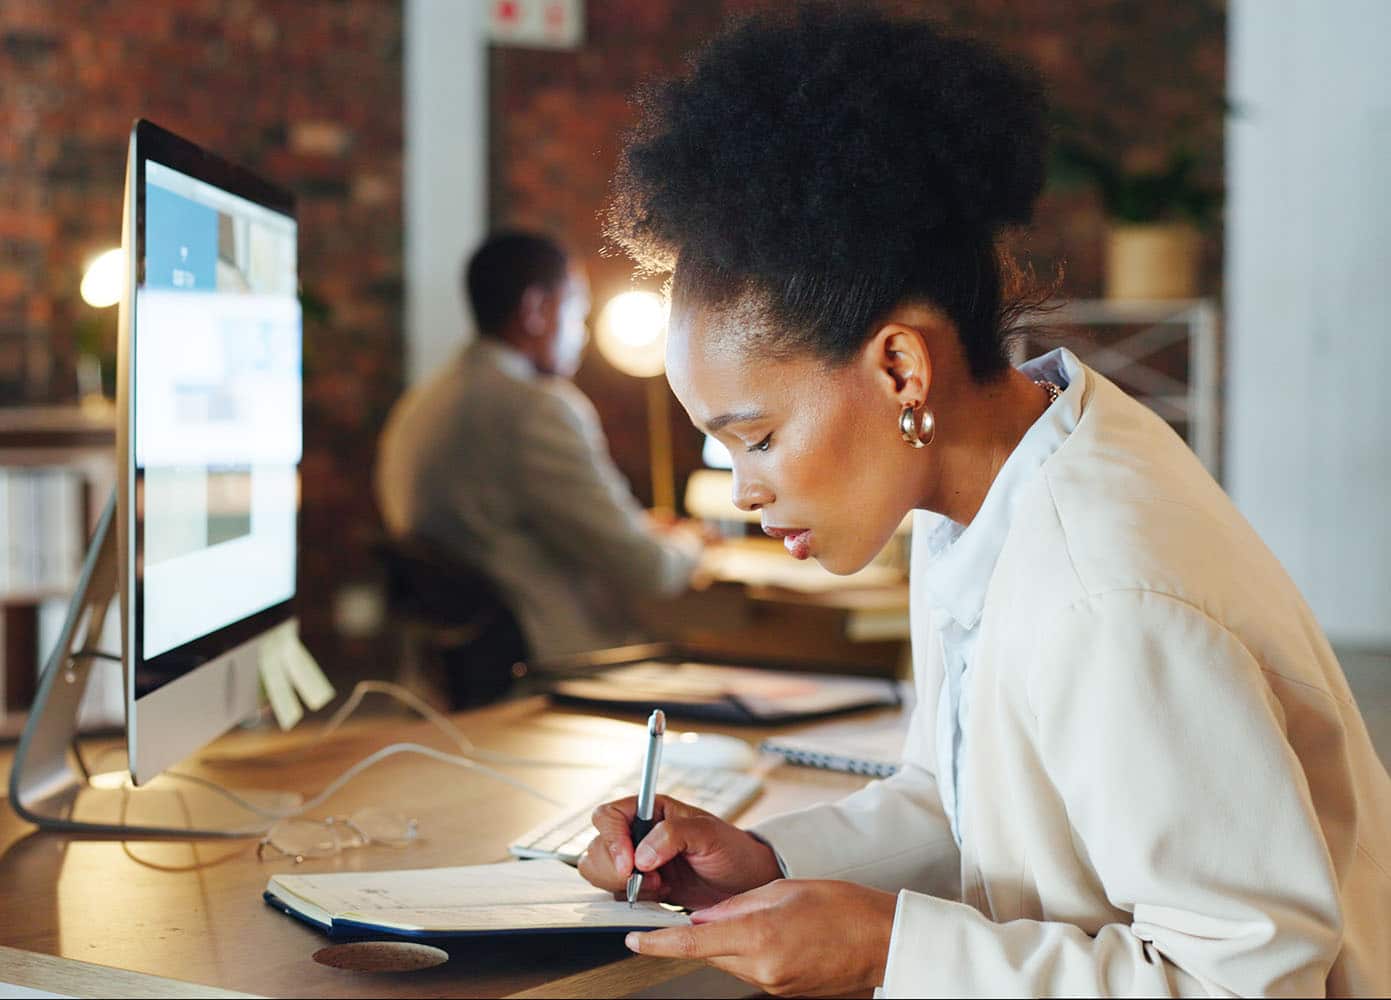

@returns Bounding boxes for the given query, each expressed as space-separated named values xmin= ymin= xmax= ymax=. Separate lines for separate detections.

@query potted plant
xmin=1051 ymin=135 xmax=1221 ymax=300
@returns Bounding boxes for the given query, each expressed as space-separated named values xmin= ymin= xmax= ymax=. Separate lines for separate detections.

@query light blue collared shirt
xmin=914 ymin=348 xmax=1085 ymax=846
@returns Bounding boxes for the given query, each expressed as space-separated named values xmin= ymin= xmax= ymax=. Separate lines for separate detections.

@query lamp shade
xmin=594 ymin=290 xmax=667 ymax=378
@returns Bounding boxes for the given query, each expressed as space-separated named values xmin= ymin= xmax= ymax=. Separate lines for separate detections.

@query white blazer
xmin=753 ymin=368 xmax=1391 ymax=997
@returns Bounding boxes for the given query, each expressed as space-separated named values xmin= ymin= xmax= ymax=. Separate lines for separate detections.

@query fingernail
xmin=624 ymin=932 xmax=640 ymax=952
xmin=634 ymin=845 xmax=655 ymax=868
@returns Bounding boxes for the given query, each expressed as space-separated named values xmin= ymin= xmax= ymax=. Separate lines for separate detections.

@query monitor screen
xmin=702 ymin=434 xmax=733 ymax=470
xmin=132 ymin=157 xmax=301 ymax=697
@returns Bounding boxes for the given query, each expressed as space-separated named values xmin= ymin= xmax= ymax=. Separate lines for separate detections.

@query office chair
xmin=374 ymin=536 xmax=528 ymax=709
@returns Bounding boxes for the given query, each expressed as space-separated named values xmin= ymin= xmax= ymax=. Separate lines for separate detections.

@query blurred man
xmin=376 ymin=230 xmax=703 ymax=661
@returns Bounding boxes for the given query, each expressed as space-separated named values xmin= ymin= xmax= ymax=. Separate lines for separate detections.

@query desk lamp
xmin=80 ymin=247 xmax=124 ymax=308
xmin=594 ymin=289 xmax=676 ymax=513
xmin=78 ymin=248 xmax=124 ymax=410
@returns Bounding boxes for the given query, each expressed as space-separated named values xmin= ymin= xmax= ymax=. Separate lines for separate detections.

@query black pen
xmin=626 ymin=709 xmax=665 ymax=907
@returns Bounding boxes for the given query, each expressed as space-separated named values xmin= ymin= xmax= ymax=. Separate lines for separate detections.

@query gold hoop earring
xmin=899 ymin=404 xmax=935 ymax=448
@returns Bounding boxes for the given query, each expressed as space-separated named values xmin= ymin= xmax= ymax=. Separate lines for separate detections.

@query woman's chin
xmin=814 ymin=548 xmax=875 ymax=576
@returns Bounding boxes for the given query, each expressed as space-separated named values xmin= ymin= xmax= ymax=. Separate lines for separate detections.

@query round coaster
xmin=312 ymin=941 xmax=449 ymax=973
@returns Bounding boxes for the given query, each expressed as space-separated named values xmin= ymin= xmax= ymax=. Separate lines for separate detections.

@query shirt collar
xmin=470 ymin=336 xmax=538 ymax=381
xmin=917 ymin=348 xmax=1086 ymax=628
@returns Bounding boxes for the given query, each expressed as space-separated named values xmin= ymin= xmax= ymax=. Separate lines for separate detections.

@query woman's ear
xmin=866 ymin=323 xmax=934 ymax=407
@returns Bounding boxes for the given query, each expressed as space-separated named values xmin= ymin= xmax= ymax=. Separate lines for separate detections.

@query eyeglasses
xmin=257 ymin=806 xmax=418 ymax=863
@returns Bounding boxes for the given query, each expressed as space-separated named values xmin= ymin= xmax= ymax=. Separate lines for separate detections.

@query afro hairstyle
xmin=606 ymin=3 xmax=1050 ymax=379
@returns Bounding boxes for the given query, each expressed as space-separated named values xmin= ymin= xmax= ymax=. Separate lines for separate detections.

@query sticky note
xmin=282 ymin=632 xmax=335 ymax=712
xmin=260 ymin=644 xmax=303 ymax=731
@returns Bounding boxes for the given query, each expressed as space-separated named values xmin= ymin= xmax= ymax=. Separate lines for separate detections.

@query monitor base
xmin=18 ymin=771 xmax=299 ymax=840
xmin=7 ymin=491 xmax=291 ymax=839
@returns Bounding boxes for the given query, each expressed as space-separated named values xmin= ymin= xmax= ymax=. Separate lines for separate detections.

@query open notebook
xmin=264 ymin=859 xmax=691 ymax=940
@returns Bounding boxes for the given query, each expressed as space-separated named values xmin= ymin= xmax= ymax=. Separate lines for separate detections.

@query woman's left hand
xmin=624 ymin=878 xmax=899 ymax=998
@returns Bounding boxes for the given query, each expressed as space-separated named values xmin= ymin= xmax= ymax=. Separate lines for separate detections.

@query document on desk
xmin=549 ymin=661 xmax=902 ymax=724
xmin=701 ymin=545 xmax=904 ymax=593
xmin=264 ymin=859 xmax=691 ymax=939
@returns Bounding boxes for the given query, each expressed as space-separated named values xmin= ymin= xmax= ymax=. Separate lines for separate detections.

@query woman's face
xmin=666 ymin=309 xmax=919 ymax=575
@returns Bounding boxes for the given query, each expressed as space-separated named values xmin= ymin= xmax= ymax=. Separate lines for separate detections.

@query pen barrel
xmin=629 ymin=816 xmax=656 ymax=850
xmin=635 ymin=710 xmax=664 ymax=820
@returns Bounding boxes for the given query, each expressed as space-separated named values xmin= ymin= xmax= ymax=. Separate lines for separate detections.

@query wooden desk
xmin=644 ymin=538 xmax=911 ymax=677
xmin=0 ymin=696 xmax=890 ymax=997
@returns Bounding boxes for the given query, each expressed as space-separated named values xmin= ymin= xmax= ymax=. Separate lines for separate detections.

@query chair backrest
xmin=374 ymin=535 xmax=513 ymax=629
xmin=374 ymin=535 xmax=529 ymax=708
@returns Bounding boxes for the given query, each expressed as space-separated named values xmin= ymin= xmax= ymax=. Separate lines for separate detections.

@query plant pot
xmin=1105 ymin=222 xmax=1201 ymax=300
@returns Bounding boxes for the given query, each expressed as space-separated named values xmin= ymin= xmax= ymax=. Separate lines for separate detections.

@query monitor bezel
xmin=124 ymin=118 xmax=300 ymax=714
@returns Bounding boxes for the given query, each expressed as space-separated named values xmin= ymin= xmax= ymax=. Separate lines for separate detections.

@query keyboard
xmin=509 ymin=765 xmax=763 ymax=864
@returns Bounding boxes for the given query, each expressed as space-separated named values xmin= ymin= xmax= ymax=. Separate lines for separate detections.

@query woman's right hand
xmin=577 ymin=794 xmax=783 ymax=911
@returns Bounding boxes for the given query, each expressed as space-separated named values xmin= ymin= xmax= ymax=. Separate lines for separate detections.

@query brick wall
xmin=491 ymin=0 xmax=1227 ymax=507
xmin=2 ymin=0 xmax=404 ymax=668
xmin=1 ymin=0 xmax=1225 ymax=673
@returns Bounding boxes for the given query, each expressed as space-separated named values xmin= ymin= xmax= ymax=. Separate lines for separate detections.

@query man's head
xmin=465 ymin=230 xmax=591 ymax=377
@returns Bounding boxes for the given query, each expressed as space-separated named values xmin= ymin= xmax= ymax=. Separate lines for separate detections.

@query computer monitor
xmin=120 ymin=120 xmax=301 ymax=784
xmin=8 ymin=120 xmax=303 ymax=833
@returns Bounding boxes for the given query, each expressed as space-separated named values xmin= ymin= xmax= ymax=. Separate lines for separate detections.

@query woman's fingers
xmin=690 ymin=888 xmax=766 ymax=923
xmin=624 ymin=915 xmax=754 ymax=961
xmin=631 ymin=812 xmax=729 ymax=873
xmin=583 ymin=795 xmax=639 ymax=886
xmin=579 ymin=795 xmax=714 ymax=892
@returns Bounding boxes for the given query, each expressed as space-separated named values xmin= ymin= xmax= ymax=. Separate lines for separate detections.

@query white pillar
xmin=404 ymin=0 xmax=488 ymax=384
xmin=1226 ymin=0 xmax=1391 ymax=645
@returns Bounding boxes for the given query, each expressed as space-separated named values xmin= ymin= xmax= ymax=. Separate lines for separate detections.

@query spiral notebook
xmin=760 ymin=713 xmax=910 ymax=778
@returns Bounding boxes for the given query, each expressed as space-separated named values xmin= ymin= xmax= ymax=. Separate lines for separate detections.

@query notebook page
xmin=267 ymin=859 xmax=689 ymax=932
xmin=340 ymin=901 xmax=688 ymax=933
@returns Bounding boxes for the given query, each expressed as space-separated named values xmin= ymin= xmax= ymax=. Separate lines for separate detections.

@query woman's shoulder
xmin=1001 ymin=372 xmax=1298 ymax=627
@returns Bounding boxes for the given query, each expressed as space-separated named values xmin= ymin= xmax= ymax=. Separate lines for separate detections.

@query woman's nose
xmin=731 ymin=472 xmax=773 ymax=512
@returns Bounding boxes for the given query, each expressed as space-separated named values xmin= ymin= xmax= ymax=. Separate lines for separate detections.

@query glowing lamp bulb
xmin=595 ymin=290 xmax=668 ymax=378
xmin=80 ymin=248 xmax=125 ymax=308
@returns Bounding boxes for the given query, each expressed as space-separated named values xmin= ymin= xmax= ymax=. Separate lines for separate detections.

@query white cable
xmin=165 ymin=739 xmax=568 ymax=831
xmin=203 ymin=679 xmax=600 ymax=770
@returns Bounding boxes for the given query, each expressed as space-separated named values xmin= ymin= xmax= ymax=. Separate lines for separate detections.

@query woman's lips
xmin=763 ymin=526 xmax=813 ymax=560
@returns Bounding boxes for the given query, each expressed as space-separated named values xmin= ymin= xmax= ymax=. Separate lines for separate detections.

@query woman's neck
xmin=920 ymin=367 xmax=1052 ymax=527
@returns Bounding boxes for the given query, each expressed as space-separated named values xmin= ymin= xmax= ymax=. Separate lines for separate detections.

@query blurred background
xmin=0 ymin=1 xmax=1386 ymax=745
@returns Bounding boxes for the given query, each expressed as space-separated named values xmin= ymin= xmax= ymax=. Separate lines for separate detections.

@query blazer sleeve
xmin=511 ymin=382 xmax=698 ymax=597
xmin=749 ymin=702 xmax=962 ymax=900
xmin=880 ymin=589 xmax=1344 ymax=998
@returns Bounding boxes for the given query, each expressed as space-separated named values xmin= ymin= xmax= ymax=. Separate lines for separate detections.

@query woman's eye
xmin=747 ymin=434 xmax=772 ymax=453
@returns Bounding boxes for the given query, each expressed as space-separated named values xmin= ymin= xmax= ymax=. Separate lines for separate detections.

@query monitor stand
xmin=7 ymin=492 xmax=299 ymax=838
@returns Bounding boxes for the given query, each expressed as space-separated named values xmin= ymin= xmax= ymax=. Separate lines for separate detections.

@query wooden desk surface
xmin=0 ymin=696 xmax=889 ymax=998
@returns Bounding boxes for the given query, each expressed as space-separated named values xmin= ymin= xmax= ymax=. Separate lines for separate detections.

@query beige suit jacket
xmin=375 ymin=339 xmax=697 ymax=659
xmin=753 ymin=369 xmax=1391 ymax=997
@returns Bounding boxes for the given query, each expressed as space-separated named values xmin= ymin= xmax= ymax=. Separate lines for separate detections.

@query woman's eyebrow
xmin=705 ymin=409 xmax=767 ymax=434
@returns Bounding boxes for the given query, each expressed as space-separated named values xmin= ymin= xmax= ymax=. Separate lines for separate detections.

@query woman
xmin=577 ymin=6 xmax=1391 ymax=997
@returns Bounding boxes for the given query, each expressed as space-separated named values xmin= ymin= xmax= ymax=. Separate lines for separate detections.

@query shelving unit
xmin=1013 ymin=299 xmax=1220 ymax=476
xmin=0 ymin=405 xmax=114 ymax=737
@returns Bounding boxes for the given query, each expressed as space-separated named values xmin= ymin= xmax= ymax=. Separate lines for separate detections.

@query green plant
xmin=1050 ymin=139 xmax=1220 ymax=226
